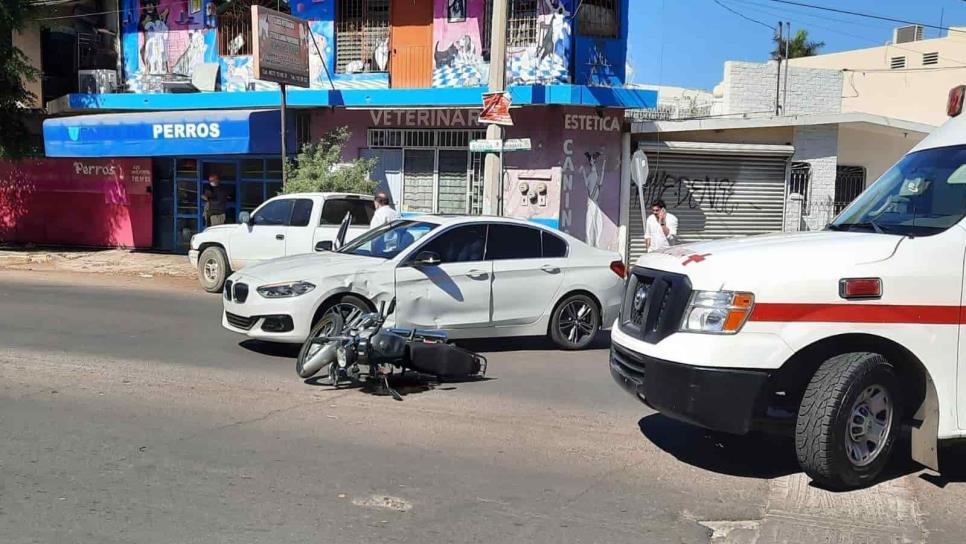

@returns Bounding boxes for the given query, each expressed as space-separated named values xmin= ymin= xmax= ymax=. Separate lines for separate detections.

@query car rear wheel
xmin=795 ymin=352 xmax=901 ymax=489
xmin=198 ymin=246 xmax=230 ymax=293
xmin=549 ymin=294 xmax=599 ymax=350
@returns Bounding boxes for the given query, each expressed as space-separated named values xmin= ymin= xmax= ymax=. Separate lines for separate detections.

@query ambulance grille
xmin=620 ymin=268 xmax=692 ymax=344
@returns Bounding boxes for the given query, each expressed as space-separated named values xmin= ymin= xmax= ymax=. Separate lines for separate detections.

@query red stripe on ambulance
xmin=749 ymin=303 xmax=962 ymax=325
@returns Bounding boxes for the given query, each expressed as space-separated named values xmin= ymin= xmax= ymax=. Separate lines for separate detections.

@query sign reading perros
xmin=251 ymin=5 xmax=310 ymax=88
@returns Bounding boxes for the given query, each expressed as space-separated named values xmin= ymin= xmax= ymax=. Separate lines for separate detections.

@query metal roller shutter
xmin=627 ymin=144 xmax=790 ymax=263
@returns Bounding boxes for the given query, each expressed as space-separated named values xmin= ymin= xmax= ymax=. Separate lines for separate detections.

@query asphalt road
xmin=1 ymin=271 xmax=965 ymax=543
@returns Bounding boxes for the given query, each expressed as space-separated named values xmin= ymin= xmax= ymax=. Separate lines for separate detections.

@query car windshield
xmin=830 ymin=144 xmax=966 ymax=236
xmin=338 ymin=220 xmax=437 ymax=259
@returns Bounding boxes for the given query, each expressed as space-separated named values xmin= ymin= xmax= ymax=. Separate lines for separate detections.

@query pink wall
xmin=0 ymin=158 xmax=153 ymax=248
xmin=433 ymin=0 xmax=485 ymax=52
xmin=309 ymin=105 xmax=624 ymax=251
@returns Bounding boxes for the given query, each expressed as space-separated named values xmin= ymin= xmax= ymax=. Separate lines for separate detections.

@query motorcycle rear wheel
xmin=296 ymin=313 xmax=345 ymax=379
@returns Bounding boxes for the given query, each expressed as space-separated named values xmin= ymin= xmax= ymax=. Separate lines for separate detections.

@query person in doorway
xmin=202 ymin=174 xmax=230 ymax=227
xmin=644 ymin=199 xmax=678 ymax=252
xmin=369 ymin=192 xmax=401 ymax=229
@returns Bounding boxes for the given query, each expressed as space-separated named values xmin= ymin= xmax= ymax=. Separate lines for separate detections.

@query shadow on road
xmin=456 ymin=331 xmax=611 ymax=353
xmin=640 ymin=413 xmax=923 ymax=489
xmin=239 ymin=340 xmax=300 ymax=359
xmin=918 ymin=442 xmax=966 ymax=488
xmin=303 ymin=372 xmax=494 ymax=399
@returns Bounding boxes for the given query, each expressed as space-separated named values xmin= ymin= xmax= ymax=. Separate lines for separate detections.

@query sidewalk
xmin=0 ymin=246 xmax=194 ymax=278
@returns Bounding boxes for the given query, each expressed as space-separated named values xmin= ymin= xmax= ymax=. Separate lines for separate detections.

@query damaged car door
xmin=394 ymin=223 xmax=492 ymax=331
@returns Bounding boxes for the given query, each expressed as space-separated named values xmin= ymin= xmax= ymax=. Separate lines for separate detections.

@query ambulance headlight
xmin=681 ymin=291 xmax=755 ymax=334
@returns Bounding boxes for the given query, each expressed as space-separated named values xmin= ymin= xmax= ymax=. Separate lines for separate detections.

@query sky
xmin=627 ymin=0 xmax=966 ymax=90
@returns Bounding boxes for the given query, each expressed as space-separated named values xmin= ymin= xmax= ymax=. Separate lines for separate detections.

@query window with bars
xmin=834 ymin=166 xmax=866 ymax=214
xmin=577 ymin=0 xmax=618 ymax=38
xmin=789 ymin=162 xmax=811 ymax=212
xmin=508 ymin=0 xmax=538 ymax=48
xmin=482 ymin=0 xmax=493 ymax=58
xmin=367 ymin=129 xmax=487 ymax=149
xmin=218 ymin=0 xmax=290 ymax=57
xmin=335 ymin=0 xmax=390 ymax=73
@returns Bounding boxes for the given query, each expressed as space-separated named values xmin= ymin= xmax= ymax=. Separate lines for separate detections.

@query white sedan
xmin=221 ymin=216 xmax=627 ymax=350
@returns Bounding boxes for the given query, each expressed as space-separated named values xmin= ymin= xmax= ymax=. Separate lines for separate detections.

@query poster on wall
xmin=479 ymin=92 xmax=513 ymax=125
xmin=251 ymin=5 xmax=311 ymax=87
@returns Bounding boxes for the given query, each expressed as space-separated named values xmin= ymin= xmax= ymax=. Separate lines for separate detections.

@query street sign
xmin=479 ymin=92 xmax=513 ymax=125
xmin=469 ymin=138 xmax=531 ymax=153
xmin=251 ymin=5 xmax=310 ymax=88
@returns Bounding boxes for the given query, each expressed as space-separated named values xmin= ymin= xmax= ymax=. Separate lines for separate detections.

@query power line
xmin=711 ymin=0 xmax=775 ymax=31
xmin=762 ymin=0 xmax=965 ymax=34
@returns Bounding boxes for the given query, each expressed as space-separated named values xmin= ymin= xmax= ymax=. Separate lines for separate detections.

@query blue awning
xmin=43 ymin=109 xmax=295 ymax=157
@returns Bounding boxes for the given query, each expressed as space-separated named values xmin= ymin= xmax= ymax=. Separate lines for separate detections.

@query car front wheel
xmin=795 ymin=352 xmax=901 ymax=489
xmin=549 ymin=294 xmax=600 ymax=350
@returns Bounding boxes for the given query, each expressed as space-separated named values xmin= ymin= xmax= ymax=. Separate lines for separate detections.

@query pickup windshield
xmin=830 ymin=144 xmax=966 ymax=236
xmin=338 ymin=220 xmax=437 ymax=259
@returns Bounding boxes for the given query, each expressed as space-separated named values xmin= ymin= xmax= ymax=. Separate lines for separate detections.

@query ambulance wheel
xmin=795 ymin=352 xmax=901 ymax=489
xmin=199 ymin=246 xmax=230 ymax=293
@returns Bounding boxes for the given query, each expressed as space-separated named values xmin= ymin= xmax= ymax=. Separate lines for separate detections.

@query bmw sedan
xmin=221 ymin=215 xmax=627 ymax=350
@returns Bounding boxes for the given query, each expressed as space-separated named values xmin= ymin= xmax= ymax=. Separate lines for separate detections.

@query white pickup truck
xmin=189 ymin=192 xmax=375 ymax=292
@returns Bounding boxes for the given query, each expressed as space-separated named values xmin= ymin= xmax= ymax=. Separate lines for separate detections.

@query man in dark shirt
xmin=202 ymin=174 xmax=229 ymax=226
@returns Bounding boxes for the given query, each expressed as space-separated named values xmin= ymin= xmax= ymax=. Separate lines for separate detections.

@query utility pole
xmin=482 ymin=0 xmax=508 ymax=215
xmin=775 ymin=21 xmax=782 ymax=116
xmin=280 ymin=83 xmax=288 ymax=184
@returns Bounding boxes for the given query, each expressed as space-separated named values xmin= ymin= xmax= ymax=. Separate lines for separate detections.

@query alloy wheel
xmin=558 ymin=300 xmax=596 ymax=346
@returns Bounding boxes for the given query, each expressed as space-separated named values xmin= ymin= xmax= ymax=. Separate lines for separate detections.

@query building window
xmin=578 ymin=0 xmax=618 ymax=38
xmin=834 ymin=166 xmax=866 ymax=214
xmin=482 ymin=0 xmax=493 ymax=58
xmin=890 ymin=56 xmax=906 ymax=70
xmin=923 ymin=52 xmax=939 ymax=66
xmin=335 ymin=0 xmax=390 ymax=74
xmin=295 ymin=112 xmax=312 ymax=151
xmin=508 ymin=0 xmax=538 ymax=48
xmin=219 ymin=0 xmax=289 ymax=57
xmin=789 ymin=162 xmax=812 ymax=213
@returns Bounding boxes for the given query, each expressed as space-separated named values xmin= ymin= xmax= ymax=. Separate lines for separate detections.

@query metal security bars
xmin=508 ymin=0 xmax=538 ymax=48
xmin=789 ymin=162 xmax=812 ymax=213
xmin=367 ymin=129 xmax=487 ymax=149
xmin=219 ymin=0 xmax=288 ymax=56
xmin=577 ymin=0 xmax=618 ymax=38
xmin=335 ymin=0 xmax=390 ymax=73
xmin=834 ymin=166 xmax=866 ymax=214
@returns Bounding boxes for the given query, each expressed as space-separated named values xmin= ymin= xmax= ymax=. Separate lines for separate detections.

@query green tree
xmin=284 ymin=127 xmax=378 ymax=195
xmin=0 ymin=0 xmax=39 ymax=158
xmin=771 ymin=29 xmax=825 ymax=60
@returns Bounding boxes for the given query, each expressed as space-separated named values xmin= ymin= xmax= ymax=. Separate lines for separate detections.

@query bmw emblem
xmin=633 ymin=285 xmax=648 ymax=312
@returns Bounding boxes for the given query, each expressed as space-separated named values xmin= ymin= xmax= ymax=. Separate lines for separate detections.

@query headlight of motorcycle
xmin=680 ymin=290 xmax=755 ymax=334
xmin=256 ymin=281 xmax=316 ymax=298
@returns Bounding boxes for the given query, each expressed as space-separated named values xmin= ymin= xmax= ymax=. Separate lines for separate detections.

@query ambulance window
xmin=831 ymin=144 xmax=966 ymax=236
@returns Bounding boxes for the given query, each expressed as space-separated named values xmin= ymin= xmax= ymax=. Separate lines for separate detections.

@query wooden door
xmin=390 ymin=0 xmax=433 ymax=88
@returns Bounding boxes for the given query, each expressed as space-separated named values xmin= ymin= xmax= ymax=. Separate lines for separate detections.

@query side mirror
xmin=239 ymin=211 xmax=251 ymax=225
xmin=412 ymin=251 xmax=441 ymax=267
xmin=315 ymin=240 xmax=333 ymax=252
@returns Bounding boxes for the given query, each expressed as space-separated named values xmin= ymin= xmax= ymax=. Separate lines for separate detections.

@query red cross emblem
xmin=682 ymin=253 xmax=711 ymax=266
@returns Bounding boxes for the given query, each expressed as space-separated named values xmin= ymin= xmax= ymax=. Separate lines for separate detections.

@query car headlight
xmin=189 ymin=235 xmax=197 ymax=249
xmin=680 ymin=290 xmax=755 ymax=334
xmin=256 ymin=281 xmax=316 ymax=298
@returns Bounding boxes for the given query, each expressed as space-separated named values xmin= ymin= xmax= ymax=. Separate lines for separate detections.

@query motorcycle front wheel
xmin=296 ymin=313 xmax=345 ymax=379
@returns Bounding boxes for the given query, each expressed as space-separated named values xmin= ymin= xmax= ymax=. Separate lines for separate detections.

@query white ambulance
xmin=611 ymin=86 xmax=966 ymax=489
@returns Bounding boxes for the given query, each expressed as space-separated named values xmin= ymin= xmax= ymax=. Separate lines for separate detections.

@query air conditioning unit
xmin=894 ymin=25 xmax=924 ymax=44
xmin=78 ymin=69 xmax=118 ymax=94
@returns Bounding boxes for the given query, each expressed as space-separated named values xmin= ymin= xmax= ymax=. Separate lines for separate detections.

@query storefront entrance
xmin=153 ymin=156 xmax=284 ymax=251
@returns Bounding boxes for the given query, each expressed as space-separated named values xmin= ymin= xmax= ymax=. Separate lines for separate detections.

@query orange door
xmin=390 ymin=0 xmax=433 ymax=88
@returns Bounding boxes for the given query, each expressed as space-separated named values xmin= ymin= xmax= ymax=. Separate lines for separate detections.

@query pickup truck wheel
xmin=549 ymin=294 xmax=599 ymax=350
xmin=795 ymin=353 xmax=901 ymax=490
xmin=198 ymin=247 xmax=230 ymax=293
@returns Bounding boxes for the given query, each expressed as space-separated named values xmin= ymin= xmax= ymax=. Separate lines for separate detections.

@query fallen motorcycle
xmin=295 ymin=300 xmax=487 ymax=400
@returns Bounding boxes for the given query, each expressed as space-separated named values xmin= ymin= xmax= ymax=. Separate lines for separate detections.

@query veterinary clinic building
xmin=33 ymin=0 xmax=654 ymax=253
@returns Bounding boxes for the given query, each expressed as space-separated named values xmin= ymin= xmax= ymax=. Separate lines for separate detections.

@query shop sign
xmin=369 ymin=109 xmax=483 ymax=128
xmin=479 ymin=92 xmax=513 ymax=126
xmin=251 ymin=5 xmax=310 ymax=88
xmin=564 ymin=113 xmax=621 ymax=132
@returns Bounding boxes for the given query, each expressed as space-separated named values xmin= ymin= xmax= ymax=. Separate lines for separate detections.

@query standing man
xmin=202 ymin=174 xmax=230 ymax=227
xmin=644 ymin=199 xmax=678 ymax=252
xmin=369 ymin=192 xmax=401 ymax=229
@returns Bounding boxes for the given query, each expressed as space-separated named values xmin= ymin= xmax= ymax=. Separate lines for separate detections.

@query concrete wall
xmin=792 ymin=124 xmax=838 ymax=231
xmin=789 ymin=30 xmax=966 ymax=126
xmin=721 ymin=61 xmax=842 ymax=117
xmin=837 ymin=125 xmax=926 ymax=185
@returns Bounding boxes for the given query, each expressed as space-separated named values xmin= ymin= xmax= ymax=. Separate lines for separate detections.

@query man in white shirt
xmin=644 ymin=199 xmax=678 ymax=252
xmin=369 ymin=192 xmax=401 ymax=229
